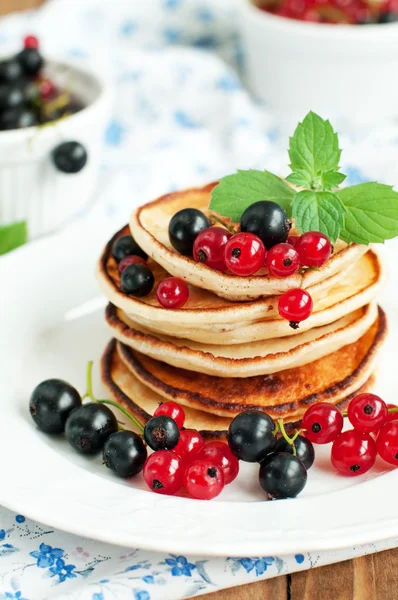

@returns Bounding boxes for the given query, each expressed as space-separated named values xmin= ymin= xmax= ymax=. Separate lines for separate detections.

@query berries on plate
xmin=266 ymin=243 xmax=300 ymax=278
xmin=120 ymin=264 xmax=154 ymax=297
xmin=118 ymin=255 xmax=147 ymax=273
xmin=386 ymin=404 xmax=398 ymax=423
xmin=331 ymin=430 xmax=377 ymax=476
xmin=259 ymin=453 xmax=307 ymax=499
xmin=156 ymin=277 xmax=189 ymax=309
xmin=65 ymin=403 xmax=118 ymax=455
xmin=184 ymin=459 xmax=225 ymax=500
xmin=376 ymin=421 xmax=398 ymax=466
xmin=295 ymin=232 xmax=332 ymax=268
xmin=193 ymin=227 xmax=232 ymax=272
xmin=144 ymin=415 xmax=180 ymax=451
xmin=168 ymin=208 xmax=211 ymax=256
xmin=154 ymin=401 xmax=185 ymax=429
xmin=278 ymin=288 xmax=313 ymax=329
xmin=199 ymin=441 xmax=239 ymax=484
xmin=103 ymin=430 xmax=147 ymax=478
xmin=112 ymin=234 xmax=148 ymax=262
xmin=347 ymin=393 xmax=388 ymax=433
xmin=143 ymin=450 xmax=184 ymax=495
xmin=224 ymin=232 xmax=266 ymax=276
xmin=52 ymin=141 xmax=88 ymax=174
xmin=173 ymin=429 xmax=205 ymax=465
xmin=240 ymin=201 xmax=292 ymax=250
xmin=275 ymin=435 xmax=315 ymax=470
xmin=302 ymin=403 xmax=344 ymax=444
xmin=228 ymin=410 xmax=276 ymax=463
xmin=29 ymin=379 xmax=81 ymax=434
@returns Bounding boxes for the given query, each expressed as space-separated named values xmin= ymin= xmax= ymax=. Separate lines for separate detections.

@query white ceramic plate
xmin=1 ymin=217 xmax=398 ymax=557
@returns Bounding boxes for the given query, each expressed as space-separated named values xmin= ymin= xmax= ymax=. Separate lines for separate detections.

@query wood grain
xmin=199 ymin=576 xmax=288 ymax=599
xmin=0 ymin=0 xmax=44 ymax=16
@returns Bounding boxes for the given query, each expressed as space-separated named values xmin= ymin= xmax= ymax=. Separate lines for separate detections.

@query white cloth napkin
xmin=1 ymin=0 xmax=398 ymax=598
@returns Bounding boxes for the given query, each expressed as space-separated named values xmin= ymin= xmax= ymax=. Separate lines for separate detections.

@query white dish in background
xmin=240 ymin=0 xmax=398 ymax=123
xmin=0 ymin=218 xmax=398 ymax=556
xmin=0 ymin=58 xmax=111 ymax=239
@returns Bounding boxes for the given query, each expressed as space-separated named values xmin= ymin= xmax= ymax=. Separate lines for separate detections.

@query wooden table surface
xmin=3 ymin=0 xmax=397 ymax=598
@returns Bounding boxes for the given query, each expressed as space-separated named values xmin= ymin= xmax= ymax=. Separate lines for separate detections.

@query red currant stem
xmin=84 ymin=361 xmax=145 ymax=433
xmin=277 ymin=419 xmax=297 ymax=456
xmin=388 ymin=407 xmax=398 ymax=413
xmin=210 ymin=214 xmax=236 ymax=234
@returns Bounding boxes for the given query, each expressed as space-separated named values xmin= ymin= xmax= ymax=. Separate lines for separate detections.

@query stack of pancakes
xmin=97 ymin=183 xmax=387 ymax=438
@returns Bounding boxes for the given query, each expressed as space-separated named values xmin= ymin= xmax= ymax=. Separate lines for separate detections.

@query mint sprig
xmin=210 ymin=111 xmax=398 ymax=245
xmin=0 ymin=221 xmax=27 ymax=256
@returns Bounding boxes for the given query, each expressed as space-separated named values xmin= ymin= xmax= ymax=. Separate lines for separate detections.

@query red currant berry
xmin=266 ymin=243 xmax=300 ymax=278
xmin=24 ymin=35 xmax=39 ymax=49
xmin=224 ymin=233 xmax=266 ymax=276
xmin=376 ymin=421 xmax=398 ymax=466
xmin=302 ymin=403 xmax=344 ymax=444
xmin=40 ymin=79 xmax=57 ymax=101
xmin=184 ymin=459 xmax=225 ymax=500
xmin=173 ymin=430 xmax=204 ymax=465
xmin=331 ymin=430 xmax=377 ymax=476
xmin=295 ymin=232 xmax=332 ymax=267
xmin=199 ymin=441 xmax=239 ymax=484
xmin=156 ymin=277 xmax=189 ymax=309
xmin=193 ymin=227 xmax=232 ymax=272
xmin=386 ymin=404 xmax=398 ymax=423
xmin=143 ymin=450 xmax=184 ymax=495
xmin=278 ymin=288 xmax=313 ymax=329
xmin=118 ymin=255 xmax=147 ymax=273
xmin=347 ymin=393 xmax=388 ymax=433
xmin=287 ymin=235 xmax=299 ymax=247
xmin=154 ymin=402 xmax=185 ymax=429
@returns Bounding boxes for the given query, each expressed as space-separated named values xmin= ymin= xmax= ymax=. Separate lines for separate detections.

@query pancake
xmin=97 ymin=229 xmax=384 ymax=342
xmin=101 ymin=339 xmax=376 ymax=437
xmin=116 ymin=307 xmax=387 ymax=419
xmin=129 ymin=183 xmax=368 ymax=301
xmin=106 ymin=303 xmax=378 ymax=377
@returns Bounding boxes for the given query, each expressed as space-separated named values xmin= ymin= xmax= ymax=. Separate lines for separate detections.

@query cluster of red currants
xmin=143 ymin=402 xmax=239 ymax=500
xmin=258 ymin=0 xmax=398 ymax=24
xmin=302 ymin=394 xmax=398 ymax=475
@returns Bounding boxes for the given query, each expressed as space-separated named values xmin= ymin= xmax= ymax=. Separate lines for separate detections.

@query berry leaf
xmin=210 ymin=169 xmax=295 ymax=221
xmin=321 ymin=170 xmax=346 ymax=191
xmin=288 ymin=112 xmax=342 ymax=182
xmin=292 ymin=190 xmax=345 ymax=243
xmin=337 ymin=182 xmax=398 ymax=244
xmin=285 ymin=170 xmax=312 ymax=189
xmin=0 ymin=221 xmax=27 ymax=256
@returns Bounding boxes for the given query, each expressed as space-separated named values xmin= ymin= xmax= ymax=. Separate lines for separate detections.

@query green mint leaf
xmin=0 ymin=221 xmax=27 ymax=256
xmin=210 ymin=169 xmax=295 ymax=221
xmin=321 ymin=170 xmax=346 ymax=191
xmin=292 ymin=190 xmax=345 ymax=243
xmin=285 ymin=170 xmax=312 ymax=189
xmin=288 ymin=112 xmax=342 ymax=182
xmin=338 ymin=182 xmax=398 ymax=244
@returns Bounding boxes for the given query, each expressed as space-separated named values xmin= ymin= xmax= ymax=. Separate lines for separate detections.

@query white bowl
xmin=0 ymin=59 xmax=111 ymax=239
xmin=240 ymin=0 xmax=398 ymax=123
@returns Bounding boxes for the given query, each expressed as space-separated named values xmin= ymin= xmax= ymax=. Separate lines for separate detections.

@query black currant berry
xmin=0 ymin=108 xmax=38 ymax=130
xmin=259 ymin=452 xmax=307 ymax=499
xmin=228 ymin=410 xmax=276 ymax=463
xmin=240 ymin=201 xmax=291 ymax=249
xmin=112 ymin=235 xmax=148 ymax=262
xmin=103 ymin=430 xmax=147 ymax=478
xmin=168 ymin=208 xmax=211 ymax=256
xmin=379 ymin=11 xmax=398 ymax=22
xmin=29 ymin=379 xmax=82 ymax=434
xmin=144 ymin=415 xmax=180 ymax=451
xmin=0 ymin=85 xmax=24 ymax=111
xmin=120 ymin=264 xmax=154 ymax=297
xmin=52 ymin=141 xmax=88 ymax=174
xmin=65 ymin=403 xmax=118 ymax=455
xmin=17 ymin=48 xmax=44 ymax=76
xmin=275 ymin=435 xmax=315 ymax=470
xmin=0 ymin=58 xmax=22 ymax=83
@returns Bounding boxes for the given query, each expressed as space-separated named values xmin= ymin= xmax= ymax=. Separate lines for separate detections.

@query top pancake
xmin=129 ymin=183 xmax=368 ymax=301
xmin=97 ymin=228 xmax=384 ymax=341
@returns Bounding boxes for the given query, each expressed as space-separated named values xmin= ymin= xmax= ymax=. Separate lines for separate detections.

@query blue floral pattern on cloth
xmin=0 ymin=0 xmax=397 ymax=598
